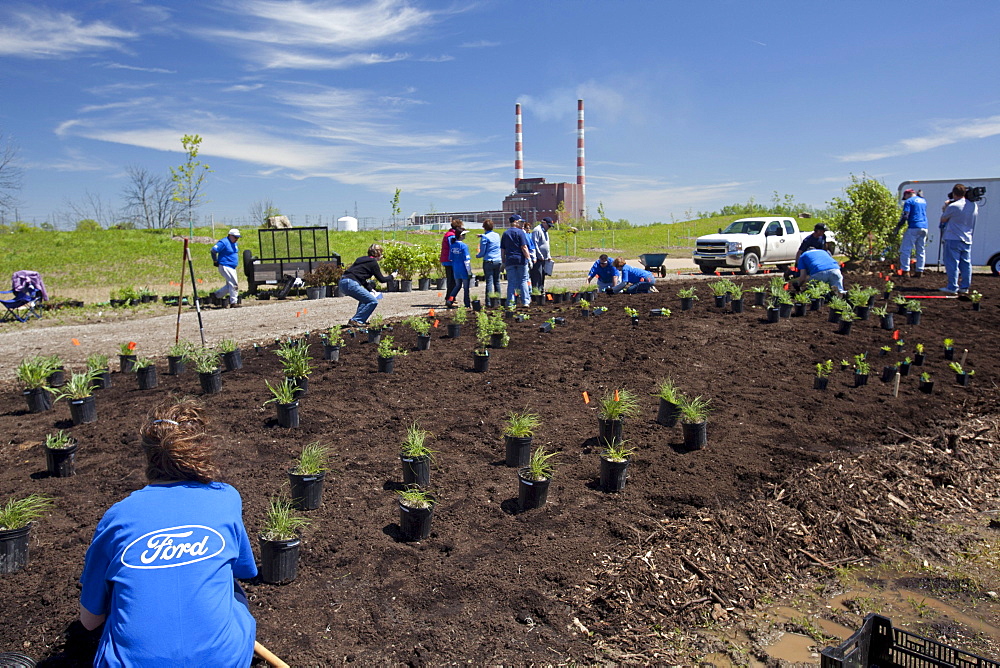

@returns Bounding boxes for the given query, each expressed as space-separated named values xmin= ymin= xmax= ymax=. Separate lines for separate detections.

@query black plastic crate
xmin=821 ymin=614 xmax=999 ymax=668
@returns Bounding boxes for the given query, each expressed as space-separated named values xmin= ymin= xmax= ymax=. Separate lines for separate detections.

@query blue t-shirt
xmin=902 ymin=196 xmax=928 ymax=229
xmin=619 ymin=265 xmax=653 ymax=284
xmin=211 ymin=238 xmax=240 ymax=268
xmin=476 ymin=231 xmax=502 ymax=263
xmin=799 ymin=249 xmax=839 ymax=275
xmin=500 ymin=228 xmax=530 ymax=266
xmin=80 ymin=482 xmax=258 ymax=667
xmin=588 ymin=260 xmax=620 ymax=282
xmin=941 ymin=199 xmax=976 ymax=244
xmin=449 ymin=239 xmax=472 ymax=280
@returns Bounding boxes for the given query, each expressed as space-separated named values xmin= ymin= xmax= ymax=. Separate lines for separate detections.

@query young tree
xmin=249 ymin=199 xmax=281 ymax=226
xmin=0 ymin=131 xmax=23 ymax=221
xmin=121 ymin=165 xmax=180 ymax=229
xmin=390 ymin=188 xmax=401 ymax=228
xmin=826 ymin=174 xmax=901 ymax=268
xmin=170 ymin=134 xmax=211 ymax=231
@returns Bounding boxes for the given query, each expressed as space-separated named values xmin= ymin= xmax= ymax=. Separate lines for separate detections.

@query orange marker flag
xmin=582 ymin=391 xmax=590 ymax=404
xmin=428 ymin=308 xmax=436 ymax=317
xmin=303 ymin=308 xmax=308 ymax=315
xmin=892 ymin=329 xmax=900 ymax=340
xmin=896 ymin=269 xmax=903 ymax=276
xmin=878 ymin=272 xmax=883 ymax=278
xmin=197 ymin=278 xmax=203 ymax=284
xmin=437 ymin=292 xmax=443 ymax=297
xmin=71 ymin=338 xmax=80 ymax=346
xmin=296 ymin=311 xmax=301 ymax=317
xmin=433 ymin=319 xmax=439 ymax=328
xmin=890 ymin=264 xmax=895 ymax=270
xmin=547 ymin=293 xmax=553 ymax=301
xmin=127 ymin=341 xmax=137 ymax=351
xmin=614 ymin=389 xmax=620 ymax=401
xmin=714 ymin=271 xmax=721 ymax=276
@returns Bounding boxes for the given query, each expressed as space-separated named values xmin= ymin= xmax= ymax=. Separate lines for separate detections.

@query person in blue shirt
xmin=446 ymin=231 xmax=473 ymax=308
xmin=939 ymin=184 xmax=977 ymax=295
xmin=586 ymin=254 xmax=620 ymax=291
xmin=609 ymin=258 xmax=657 ymax=293
xmin=476 ymin=220 xmax=502 ymax=297
xmin=210 ymin=228 xmax=242 ymax=308
xmin=896 ymin=189 xmax=928 ymax=277
xmin=500 ymin=215 xmax=531 ymax=307
xmin=79 ymin=399 xmax=258 ymax=667
xmin=795 ymin=248 xmax=845 ymax=293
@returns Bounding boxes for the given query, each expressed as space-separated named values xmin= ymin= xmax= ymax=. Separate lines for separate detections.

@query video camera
xmin=965 ymin=186 xmax=986 ymax=202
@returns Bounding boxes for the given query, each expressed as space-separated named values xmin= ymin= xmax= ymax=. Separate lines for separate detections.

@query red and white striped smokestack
xmin=514 ymin=103 xmax=524 ymax=186
xmin=577 ymin=99 xmax=586 ymax=213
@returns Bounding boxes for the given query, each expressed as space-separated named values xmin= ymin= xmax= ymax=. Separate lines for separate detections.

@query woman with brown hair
xmin=79 ymin=399 xmax=258 ymax=667
xmin=340 ymin=243 xmax=396 ymax=326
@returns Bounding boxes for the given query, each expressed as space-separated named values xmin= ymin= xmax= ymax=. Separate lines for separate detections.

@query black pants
xmin=444 ymin=264 xmax=456 ymax=300
xmin=529 ymin=260 xmax=545 ymax=293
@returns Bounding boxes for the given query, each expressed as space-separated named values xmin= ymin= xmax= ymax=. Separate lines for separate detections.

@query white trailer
xmin=897 ymin=178 xmax=1000 ymax=275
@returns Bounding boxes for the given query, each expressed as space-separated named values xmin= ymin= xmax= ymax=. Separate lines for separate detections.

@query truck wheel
xmin=740 ymin=252 xmax=760 ymax=275
xmin=990 ymin=254 xmax=1000 ymax=277
xmin=698 ymin=264 xmax=716 ymax=275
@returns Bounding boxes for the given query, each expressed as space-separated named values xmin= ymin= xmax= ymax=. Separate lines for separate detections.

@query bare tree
xmin=0 ymin=131 xmax=23 ymax=221
xmin=62 ymin=191 xmax=119 ymax=229
xmin=121 ymin=165 xmax=181 ymax=228
xmin=249 ymin=198 xmax=280 ymax=226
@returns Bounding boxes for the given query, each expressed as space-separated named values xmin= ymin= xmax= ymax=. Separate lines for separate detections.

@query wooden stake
xmin=175 ymin=237 xmax=188 ymax=344
xmin=960 ymin=349 xmax=969 ymax=367
xmin=893 ymin=372 xmax=900 ymax=397
xmin=254 ymin=641 xmax=290 ymax=668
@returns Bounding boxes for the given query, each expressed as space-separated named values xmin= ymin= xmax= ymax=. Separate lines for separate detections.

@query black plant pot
xmin=517 ymin=470 xmax=550 ymax=511
xmin=656 ymin=398 xmax=680 ymax=427
xmin=906 ymin=311 xmax=922 ymax=325
xmin=377 ymin=356 xmax=395 ymax=373
xmin=837 ymin=320 xmax=853 ymax=335
xmin=136 ymin=366 xmax=158 ymax=390
xmin=880 ymin=314 xmax=895 ymax=331
xmin=778 ymin=303 xmax=793 ymax=319
xmin=47 ymin=368 xmax=65 ymax=388
xmin=881 ymin=365 xmax=897 ymax=383
xmin=539 ymin=322 xmax=553 ymax=333
xmin=713 ymin=295 xmax=725 ymax=308
xmin=956 ymin=373 xmax=971 ymax=387
xmin=401 ymin=454 xmax=430 ymax=488
xmin=854 ymin=373 xmax=869 ymax=387
xmin=471 ymin=299 xmax=481 ymax=312
xmin=276 ymin=401 xmax=299 ymax=428
xmin=222 ymin=349 xmax=243 ymax=371
xmin=489 ymin=333 xmax=506 ymax=348
xmin=731 ymin=299 xmax=745 ymax=313
xmin=305 ymin=286 xmax=325 ymax=300
xmin=0 ymin=524 xmax=32 ymax=575
xmin=600 ymin=457 xmax=629 ymax=493
xmin=418 ymin=278 xmax=431 ymax=291
xmin=258 ymin=536 xmax=300 ymax=584
xmin=23 ymin=388 xmax=53 ymax=414
xmin=287 ymin=470 xmax=325 ymax=510
xmin=398 ymin=279 xmax=413 ymax=292
xmin=972 ymin=302 xmax=982 ymax=312
xmin=944 ymin=348 xmax=955 ymax=360
xmin=416 ymin=335 xmax=431 ymax=351
xmin=447 ymin=323 xmax=461 ymax=338
xmin=199 ymin=369 xmax=222 ymax=394
xmin=753 ymin=292 xmax=766 ymax=306
xmin=766 ymin=307 xmax=780 ymax=323
xmin=897 ymin=303 xmax=908 ymax=315
xmin=597 ymin=417 xmax=624 ymax=448
xmin=323 ymin=344 xmax=341 ymax=361
xmin=793 ymin=303 xmax=807 ymax=317
xmin=504 ymin=436 xmax=532 ymax=468
xmin=680 ymin=297 xmax=693 ymax=311
xmin=472 ymin=351 xmax=489 ymax=372
xmin=91 ymin=369 xmax=112 ymax=390
xmin=813 ymin=376 xmax=829 ymax=390
xmin=913 ymin=353 xmax=925 ymax=366
xmin=854 ymin=305 xmax=870 ymax=321
xmin=898 ymin=362 xmax=911 ymax=377
xmin=119 ymin=354 xmax=137 ymax=373
xmin=289 ymin=376 xmax=308 ymax=398
xmin=919 ymin=380 xmax=934 ymax=394
xmin=810 ymin=298 xmax=822 ymax=311
xmin=167 ymin=356 xmax=187 ymax=375
xmin=682 ymin=421 xmax=707 ymax=450
xmin=399 ymin=501 xmax=434 ymax=542
xmin=827 ymin=308 xmax=841 ymax=323
xmin=69 ymin=396 xmax=97 ymax=425
xmin=45 ymin=441 xmax=78 ymax=477
xmin=366 ymin=329 xmax=382 ymax=344
xmin=433 ymin=278 xmax=445 ymax=290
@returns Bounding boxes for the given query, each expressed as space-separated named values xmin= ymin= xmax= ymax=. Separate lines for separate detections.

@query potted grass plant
xmin=597 ymin=388 xmax=640 ymax=447
xmin=750 ymin=284 xmax=767 ymax=307
xmin=118 ymin=341 xmax=137 ymax=373
xmin=219 ymin=338 xmax=242 ymax=371
xmin=905 ymin=299 xmax=923 ymax=325
xmin=949 ymin=362 xmax=974 ymax=387
xmin=517 ymin=446 xmax=557 ymax=512
xmin=288 ymin=441 xmax=330 ymax=510
xmin=814 ymin=360 xmax=833 ymax=390
xmin=43 ymin=430 xmax=79 ymax=477
xmin=728 ymin=283 xmax=745 ymax=313
xmin=133 ymin=356 xmax=158 ymax=390
xmin=679 ymin=395 xmax=711 ymax=450
xmin=321 ymin=326 xmax=344 ymax=361
xmin=765 ymin=297 xmax=781 ymax=323
xmin=258 ymin=496 xmax=309 ymax=584
xmin=0 ymin=494 xmax=54 ymax=574
xmin=376 ymin=335 xmax=408 ymax=373
xmin=678 ymin=286 xmax=698 ymax=311
xmin=503 ymin=409 xmax=540 ymax=467
xmin=87 ymin=353 xmax=112 ymax=390
xmin=472 ymin=311 xmax=491 ymax=372
xmin=405 ymin=316 xmax=432 ymax=351
xmin=776 ymin=290 xmax=794 ymax=319
xmin=397 ymin=487 xmax=436 ymax=542
xmin=365 ymin=314 xmax=385 ymax=344
xmin=599 ymin=439 xmax=634 ymax=493
xmin=191 ymin=347 xmax=222 ymax=394
xmin=400 ymin=422 xmax=435 ymax=488
xmin=53 ymin=371 xmax=98 ymax=425
xmin=166 ymin=340 xmax=194 ymax=375
xmin=17 ymin=355 xmax=57 ymax=413
xmin=264 ymin=378 xmax=300 ymax=428
xmin=655 ymin=378 xmax=684 ymax=426
xmin=276 ymin=339 xmax=313 ymax=395
xmin=919 ymin=371 xmax=934 ymax=394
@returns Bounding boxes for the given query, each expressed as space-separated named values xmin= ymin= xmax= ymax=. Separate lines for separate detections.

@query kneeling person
xmin=796 ymin=248 xmax=845 ymax=294
xmin=610 ymin=258 xmax=657 ymax=294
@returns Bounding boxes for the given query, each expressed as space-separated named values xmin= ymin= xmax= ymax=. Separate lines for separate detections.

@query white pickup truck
xmin=692 ymin=217 xmax=833 ymax=275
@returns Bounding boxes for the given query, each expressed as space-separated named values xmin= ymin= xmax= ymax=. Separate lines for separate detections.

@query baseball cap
xmin=509 ymin=214 xmax=523 ymax=223
xmin=814 ymin=223 xmax=827 ymax=232
xmin=541 ymin=217 xmax=553 ymax=224
xmin=902 ymin=189 xmax=916 ymax=196
xmin=228 ymin=228 xmax=241 ymax=237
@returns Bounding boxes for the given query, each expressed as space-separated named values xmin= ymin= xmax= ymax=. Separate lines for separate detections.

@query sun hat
xmin=228 ymin=228 xmax=241 ymax=237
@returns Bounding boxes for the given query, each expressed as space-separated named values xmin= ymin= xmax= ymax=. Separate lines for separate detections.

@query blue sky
xmin=2 ymin=0 xmax=999 ymax=228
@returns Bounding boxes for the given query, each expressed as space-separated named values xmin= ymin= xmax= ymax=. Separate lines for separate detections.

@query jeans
xmin=214 ymin=265 xmax=239 ymax=304
xmin=339 ymin=277 xmax=379 ymax=323
xmin=596 ymin=278 xmax=615 ymax=291
xmin=447 ymin=277 xmax=471 ymax=307
xmin=899 ymin=227 xmax=927 ymax=272
xmin=811 ymin=268 xmax=845 ymax=293
xmin=529 ymin=260 xmax=546 ymax=293
xmin=943 ymin=239 xmax=972 ymax=292
xmin=505 ymin=263 xmax=530 ymax=307
xmin=612 ymin=277 xmax=656 ymax=294
xmin=482 ymin=260 xmax=502 ymax=296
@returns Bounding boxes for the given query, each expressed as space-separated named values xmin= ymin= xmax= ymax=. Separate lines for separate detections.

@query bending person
xmin=586 ymin=254 xmax=620 ymax=291
xmin=340 ymin=244 xmax=395 ymax=327
xmin=609 ymin=258 xmax=657 ymax=293
xmin=795 ymin=247 xmax=845 ymax=294
xmin=79 ymin=399 xmax=258 ymax=667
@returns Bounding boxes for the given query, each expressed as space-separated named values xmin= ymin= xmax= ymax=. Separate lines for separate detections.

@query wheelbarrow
xmin=638 ymin=253 xmax=668 ymax=277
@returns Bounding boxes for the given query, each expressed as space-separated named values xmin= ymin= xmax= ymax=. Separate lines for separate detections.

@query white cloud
xmin=838 ymin=115 xmax=1000 ymax=161
xmin=518 ymin=81 xmax=629 ymax=125
xmin=459 ymin=40 xmax=499 ymax=48
xmin=255 ymin=50 xmax=409 ymax=70
xmin=102 ymin=62 xmax=175 ymax=74
xmin=223 ymin=83 xmax=265 ymax=93
xmin=0 ymin=8 xmax=136 ymax=58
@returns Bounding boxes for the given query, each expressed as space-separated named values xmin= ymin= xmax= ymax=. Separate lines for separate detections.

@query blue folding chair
xmin=1 ymin=270 xmax=47 ymax=323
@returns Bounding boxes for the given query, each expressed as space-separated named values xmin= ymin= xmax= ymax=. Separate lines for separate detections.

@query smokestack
xmin=577 ymin=99 xmax=586 ymax=216
xmin=514 ymin=103 xmax=523 ymax=186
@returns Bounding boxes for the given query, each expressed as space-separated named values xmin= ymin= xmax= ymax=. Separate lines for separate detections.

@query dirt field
xmin=2 ymin=270 xmax=999 ymax=665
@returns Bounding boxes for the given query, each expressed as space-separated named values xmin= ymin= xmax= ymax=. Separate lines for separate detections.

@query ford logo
xmin=121 ymin=525 xmax=225 ymax=569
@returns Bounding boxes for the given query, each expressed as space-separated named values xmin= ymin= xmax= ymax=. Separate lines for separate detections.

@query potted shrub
xmin=265 ymin=378 xmax=300 ymax=428
xmin=597 ymin=389 xmax=640 ymax=447
xmin=709 ymin=280 xmax=729 ymax=308
xmin=472 ymin=311 xmax=491 ymax=372
xmin=276 ymin=339 xmax=313 ymax=396
xmin=579 ymin=298 xmax=592 ymax=317
xmin=87 ymin=353 xmax=112 ymax=390
xmin=814 ymin=360 xmax=833 ymax=390
xmin=750 ymin=285 xmax=767 ymax=306
xmin=405 ymin=316 xmax=432 ymax=351
xmin=848 ymin=287 xmax=871 ymax=320
xmin=898 ymin=356 xmax=912 ymax=377
xmin=166 ymin=340 xmax=194 ymax=375
xmin=45 ymin=354 xmax=65 ymax=388
xmin=416 ymin=247 xmax=437 ymax=291
xmin=376 ymin=335 xmax=408 ymax=373
xmin=854 ymin=353 xmax=871 ymax=387
xmin=321 ymin=326 xmax=344 ymax=361
xmin=623 ymin=306 xmax=639 ymax=326
xmin=53 ymin=371 xmax=98 ymax=425
xmin=882 ymin=279 xmax=895 ymax=301
xmin=600 ymin=439 xmax=634 ymax=493
xmin=0 ymin=494 xmax=54 ymax=574
xmin=837 ymin=308 xmax=856 ymax=335
xmin=678 ymin=286 xmax=698 ymax=311
xmin=913 ymin=343 xmax=925 ymax=366
xmin=488 ymin=311 xmax=509 ymax=349
xmin=892 ymin=293 xmax=908 ymax=315
xmin=729 ymin=283 xmax=745 ymax=313
xmin=133 ymin=356 xmax=158 ymax=390
xmin=919 ymin=371 xmax=934 ymax=394
xmin=943 ymin=338 xmax=955 ymax=360
xmin=905 ymin=299 xmax=923 ymax=325
xmin=397 ymin=487 xmax=436 ymax=542
xmin=191 ymin=347 xmax=223 ymax=394
xmin=880 ymin=363 xmax=899 ymax=384
xmin=765 ymin=298 xmax=780 ymax=323
xmin=517 ymin=446 xmax=557 ymax=512
xmin=792 ymin=292 xmax=811 ymax=317
xmin=827 ymin=295 xmax=849 ymax=323
xmin=679 ymin=395 xmax=711 ymax=450
xmin=449 ymin=306 xmax=468 ymax=338
xmin=655 ymin=378 xmax=684 ymax=426
xmin=17 ymin=355 xmax=57 ymax=413
xmin=969 ymin=290 xmax=983 ymax=311
xmin=539 ymin=316 xmax=557 ymax=333
xmin=118 ymin=341 xmax=137 ymax=373
xmin=776 ymin=291 xmax=794 ymax=319
xmin=219 ymin=338 xmax=243 ymax=371
xmin=288 ymin=441 xmax=330 ymax=510
xmin=400 ymin=422 xmax=435 ymax=487
xmin=302 ymin=267 xmax=329 ymax=300
xmin=258 ymin=496 xmax=309 ymax=584
xmin=871 ymin=305 xmax=894 ymax=331
xmin=503 ymin=409 xmax=540 ymax=467
xmin=949 ymin=362 xmax=974 ymax=387
xmin=43 ymin=430 xmax=79 ymax=477
xmin=365 ymin=314 xmax=385 ymax=344
xmin=486 ymin=291 xmax=502 ymax=308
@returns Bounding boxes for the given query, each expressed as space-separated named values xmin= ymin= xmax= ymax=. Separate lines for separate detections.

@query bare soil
xmin=2 ymin=270 xmax=999 ymax=665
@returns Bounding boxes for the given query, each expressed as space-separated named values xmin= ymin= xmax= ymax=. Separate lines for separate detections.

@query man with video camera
xmin=939 ymin=183 xmax=979 ymax=295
